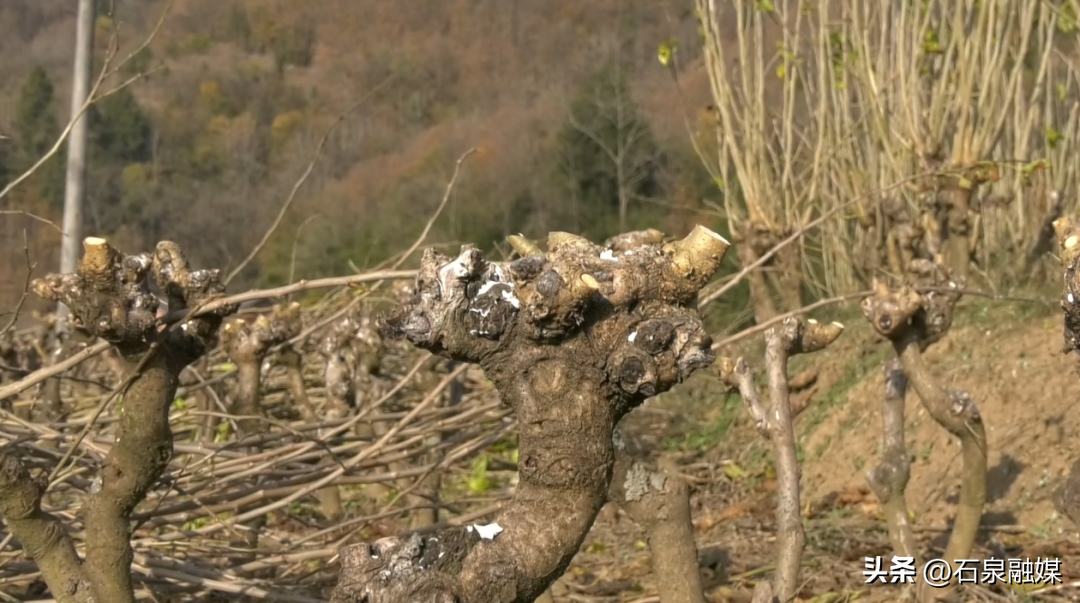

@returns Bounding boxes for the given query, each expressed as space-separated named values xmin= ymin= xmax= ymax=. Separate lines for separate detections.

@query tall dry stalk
xmin=842 ymin=0 xmax=1042 ymax=283
xmin=695 ymin=0 xmax=838 ymax=321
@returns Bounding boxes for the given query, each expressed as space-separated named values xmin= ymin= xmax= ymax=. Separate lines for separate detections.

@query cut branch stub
xmin=31 ymin=237 xmax=157 ymax=348
xmin=357 ymin=226 xmax=728 ymax=603
xmin=381 ymin=224 xmax=727 ymax=364
xmin=221 ymin=302 xmax=302 ymax=434
xmin=31 ymin=238 xmax=233 ymax=359
xmin=716 ymin=317 xmax=844 ymax=436
xmin=860 ymin=281 xmax=922 ymax=339
xmin=768 ymin=317 xmax=845 ymax=356
xmin=220 ymin=302 xmax=302 ymax=365
xmin=604 ymin=228 xmax=665 ymax=252
xmin=860 ymin=259 xmax=962 ymax=349
xmin=1053 ymin=216 xmax=1080 ymax=354
xmin=506 ymin=234 xmax=543 ymax=257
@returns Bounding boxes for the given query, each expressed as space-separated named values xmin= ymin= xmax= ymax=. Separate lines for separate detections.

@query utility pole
xmin=57 ymin=0 xmax=95 ymax=330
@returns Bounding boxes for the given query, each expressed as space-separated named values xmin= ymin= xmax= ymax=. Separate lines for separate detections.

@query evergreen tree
xmin=84 ymin=87 xmax=154 ymax=233
xmin=13 ymin=66 xmax=64 ymax=208
xmin=15 ymin=66 xmax=60 ymax=160
xmin=554 ymin=61 xmax=663 ymax=238
xmin=89 ymin=87 xmax=152 ymax=163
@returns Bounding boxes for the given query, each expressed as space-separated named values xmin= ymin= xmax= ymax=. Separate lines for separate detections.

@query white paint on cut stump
xmin=469 ymin=523 xmax=503 ymax=540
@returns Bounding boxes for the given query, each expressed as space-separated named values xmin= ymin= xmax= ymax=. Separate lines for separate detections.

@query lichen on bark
xmin=332 ymin=226 xmax=729 ymax=603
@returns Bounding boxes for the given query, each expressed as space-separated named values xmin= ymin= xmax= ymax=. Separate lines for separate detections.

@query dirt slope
xmin=800 ymin=298 xmax=1077 ymax=537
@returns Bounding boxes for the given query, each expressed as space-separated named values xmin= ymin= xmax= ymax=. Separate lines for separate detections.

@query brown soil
xmin=803 ymin=303 xmax=1078 ymax=533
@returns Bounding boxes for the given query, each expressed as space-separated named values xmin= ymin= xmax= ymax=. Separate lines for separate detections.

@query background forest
xmin=0 ymin=0 xmax=725 ymax=316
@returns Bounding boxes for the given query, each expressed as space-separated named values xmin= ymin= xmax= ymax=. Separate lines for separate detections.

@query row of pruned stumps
xmin=0 ymin=237 xmax=468 ymax=603
xmin=338 ymin=225 xmax=996 ymax=603
xmin=3 ymin=218 xmax=1069 ymax=603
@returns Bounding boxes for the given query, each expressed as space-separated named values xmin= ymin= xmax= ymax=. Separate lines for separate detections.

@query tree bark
xmin=220 ymin=304 xmax=301 ymax=567
xmin=15 ymin=238 xmax=234 ymax=603
xmin=333 ymin=226 xmax=728 ymax=602
xmin=716 ymin=317 xmax=844 ymax=602
xmin=1048 ymin=216 xmax=1080 ymax=527
xmin=860 ymin=265 xmax=985 ymax=600
xmin=769 ymin=236 xmax=802 ymax=314
xmin=735 ymin=239 xmax=777 ymax=323
xmin=0 ymin=452 xmax=92 ymax=603
xmin=610 ymin=432 xmax=705 ymax=603
xmin=866 ymin=357 xmax=917 ymax=560
xmin=940 ymin=186 xmax=973 ymax=281
xmin=895 ymin=335 xmax=986 ymax=602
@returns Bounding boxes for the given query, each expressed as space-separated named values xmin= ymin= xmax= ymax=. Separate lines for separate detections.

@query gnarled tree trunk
xmin=0 ymin=237 xmax=234 ymax=603
xmin=332 ymin=226 xmax=729 ymax=603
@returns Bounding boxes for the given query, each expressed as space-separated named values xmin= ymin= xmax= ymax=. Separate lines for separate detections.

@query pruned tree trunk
xmin=939 ymin=185 xmax=974 ymax=282
xmin=769 ymin=235 xmax=803 ymax=314
xmin=280 ymin=343 xmax=317 ymax=422
xmin=718 ymin=317 xmax=844 ymax=602
xmin=867 ymin=357 xmax=917 ymax=561
xmin=354 ymin=314 xmax=422 ymax=514
xmin=1051 ymin=217 xmax=1080 ymax=527
xmin=332 ymin=226 xmax=728 ymax=603
xmin=319 ymin=310 xmax=381 ymax=512
xmin=1023 ymin=191 xmax=1065 ymax=281
xmin=609 ymin=428 xmax=705 ymax=603
xmin=861 ymin=261 xmax=986 ymax=600
xmin=220 ymin=303 xmax=301 ymax=569
xmin=0 ymin=237 xmax=235 ymax=603
xmin=734 ymin=233 xmax=777 ymax=323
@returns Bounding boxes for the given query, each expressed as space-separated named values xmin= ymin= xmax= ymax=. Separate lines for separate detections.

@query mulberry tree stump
xmin=0 ymin=238 xmax=233 ymax=603
xmin=331 ymin=226 xmax=730 ymax=603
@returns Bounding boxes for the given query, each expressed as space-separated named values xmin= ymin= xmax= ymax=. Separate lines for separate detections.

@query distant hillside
xmin=0 ymin=0 xmax=730 ymax=312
